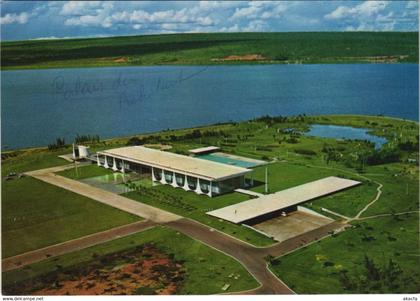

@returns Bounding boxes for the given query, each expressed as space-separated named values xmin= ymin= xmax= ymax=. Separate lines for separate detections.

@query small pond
xmin=306 ymin=124 xmax=388 ymax=149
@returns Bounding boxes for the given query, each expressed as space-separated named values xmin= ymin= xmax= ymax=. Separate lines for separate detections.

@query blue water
xmin=1 ymin=64 xmax=418 ymax=150
xmin=196 ymin=153 xmax=259 ymax=168
xmin=307 ymin=124 xmax=388 ymax=149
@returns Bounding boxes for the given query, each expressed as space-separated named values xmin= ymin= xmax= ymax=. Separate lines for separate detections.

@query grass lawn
xmin=249 ymin=162 xmax=377 ymax=218
xmin=1 ymin=148 xmax=71 ymax=177
xmin=269 ymin=213 xmax=420 ymax=293
xmin=2 ymin=226 xmax=259 ymax=295
xmin=124 ymin=185 xmax=275 ymax=247
xmin=1 ymin=177 xmax=140 ymax=258
xmin=56 ymin=164 xmax=113 ymax=180
xmin=360 ymin=163 xmax=419 ymax=216
xmin=304 ymin=183 xmax=377 ymax=218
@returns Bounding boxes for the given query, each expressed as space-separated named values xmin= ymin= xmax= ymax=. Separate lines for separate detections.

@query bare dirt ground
xmin=113 ymin=57 xmax=128 ymax=63
xmin=11 ymin=244 xmax=184 ymax=295
xmin=212 ymin=54 xmax=267 ymax=62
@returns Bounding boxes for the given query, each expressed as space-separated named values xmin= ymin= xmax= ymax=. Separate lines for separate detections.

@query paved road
xmin=168 ymin=218 xmax=293 ymax=294
xmin=2 ymin=220 xmax=156 ymax=272
xmin=14 ymin=165 xmax=348 ymax=294
xmin=27 ymin=171 xmax=181 ymax=223
xmin=168 ymin=218 xmax=346 ymax=294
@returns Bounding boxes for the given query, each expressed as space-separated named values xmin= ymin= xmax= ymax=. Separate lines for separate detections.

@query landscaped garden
xmin=2 ymin=114 xmax=418 ymax=294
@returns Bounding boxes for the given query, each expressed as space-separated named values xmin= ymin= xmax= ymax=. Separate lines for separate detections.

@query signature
xmin=51 ymin=67 xmax=208 ymax=108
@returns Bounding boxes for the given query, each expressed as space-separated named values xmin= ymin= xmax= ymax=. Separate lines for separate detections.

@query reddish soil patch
xmin=113 ymin=57 xmax=128 ymax=63
xmin=212 ymin=54 xmax=266 ymax=62
xmin=6 ymin=244 xmax=185 ymax=296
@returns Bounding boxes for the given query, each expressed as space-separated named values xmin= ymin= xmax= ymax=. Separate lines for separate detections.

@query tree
xmin=338 ymin=255 xmax=419 ymax=293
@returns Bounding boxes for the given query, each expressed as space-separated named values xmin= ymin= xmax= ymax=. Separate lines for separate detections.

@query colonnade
xmin=96 ymin=154 xmax=215 ymax=197
xmin=97 ymin=154 xmax=125 ymax=173
xmin=151 ymin=167 xmax=214 ymax=197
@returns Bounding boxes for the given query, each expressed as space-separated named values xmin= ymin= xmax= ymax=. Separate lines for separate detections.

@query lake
xmin=1 ymin=64 xmax=418 ymax=150
xmin=306 ymin=124 xmax=388 ymax=149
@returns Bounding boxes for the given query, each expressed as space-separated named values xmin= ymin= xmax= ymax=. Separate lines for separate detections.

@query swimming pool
xmin=196 ymin=153 xmax=264 ymax=168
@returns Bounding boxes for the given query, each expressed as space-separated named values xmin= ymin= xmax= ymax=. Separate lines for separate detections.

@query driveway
xmin=13 ymin=165 xmax=347 ymax=294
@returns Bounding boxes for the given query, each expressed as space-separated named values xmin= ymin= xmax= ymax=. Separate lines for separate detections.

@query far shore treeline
xmin=1 ymin=32 xmax=418 ymax=70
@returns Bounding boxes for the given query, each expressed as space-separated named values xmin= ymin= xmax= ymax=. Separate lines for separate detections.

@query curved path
xmin=351 ymin=181 xmax=383 ymax=220
xmin=6 ymin=165 xmax=348 ymax=294
xmin=304 ymin=163 xmax=384 ymax=221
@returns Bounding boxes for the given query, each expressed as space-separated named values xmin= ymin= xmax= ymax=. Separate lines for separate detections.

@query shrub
xmin=48 ymin=137 xmax=66 ymax=150
xmin=323 ymin=261 xmax=335 ymax=267
xmin=286 ymin=137 xmax=299 ymax=144
xmin=294 ymin=149 xmax=317 ymax=156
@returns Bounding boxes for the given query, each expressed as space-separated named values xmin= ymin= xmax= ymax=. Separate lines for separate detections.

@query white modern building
xmin=72 ymin=144 xmax=91 ymax=160
xmin=96 ymin=146 xmax=251 ymax=197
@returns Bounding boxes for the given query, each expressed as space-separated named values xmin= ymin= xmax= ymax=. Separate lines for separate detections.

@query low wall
xmin=297 ymin=205 xmax=334 ymax=221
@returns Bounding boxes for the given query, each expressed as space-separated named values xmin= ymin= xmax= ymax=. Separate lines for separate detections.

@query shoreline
xmin=2 ymin=60 xmax=418 ymax=71
xmin=2 ymin=114 xmax=418 ymax=154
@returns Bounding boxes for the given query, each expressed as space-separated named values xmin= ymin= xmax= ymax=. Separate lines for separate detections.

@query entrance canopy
xmin=207 ymin=176 xmax=361 ymax=223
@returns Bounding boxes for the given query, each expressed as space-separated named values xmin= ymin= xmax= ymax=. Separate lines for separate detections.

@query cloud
xmin=325 ymin=1 xmax=388 ymax=20
xmin=243 ymin=19 xmax=268 ymax=32
xmin=325 ymin=1 xmax=401 ymax=31
xmin=219 ymin=24 xmax=240 ymax=33
xmin=60 ymin=1 xmax=110 ymax=16
xmin=231 ymin=1 xmax=288 ymax=20
xmin=110 ymin=7 xmax=215 ymax=28
xmin=0 ymin=12 xmax=29 ymax=25
xmin=0 ymin=1 xmax=417 ymax=41
xmin=63 ymin=1 xmax=114 ymax=27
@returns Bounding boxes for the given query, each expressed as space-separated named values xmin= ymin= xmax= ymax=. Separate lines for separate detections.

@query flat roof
xmin=206 ymin=176 xmax=361 ymax=223
xmin=99 ymin=146 xmax=250 ymax=181
xmin=188 ymin=146 xmax=220 ymax=154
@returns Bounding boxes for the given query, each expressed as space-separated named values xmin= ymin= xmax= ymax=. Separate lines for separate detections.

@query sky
xmin=0 ymin=1 xmax=418 ymax=41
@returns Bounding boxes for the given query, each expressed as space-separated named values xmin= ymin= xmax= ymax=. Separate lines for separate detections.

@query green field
xmin=269 ymin=214 xmax=420 ymax=293
xmin=57 ymin=163 xmax=113 ymax=180
xmin=1 ymin=148 xmax=71 ymax=177
xmin=1 ymin=32 xmax=418 ymax=70
xmin=1 ymin=176 xmax=140 ymax=258
xmin=3 ymin=226 xmax=259 ymax=295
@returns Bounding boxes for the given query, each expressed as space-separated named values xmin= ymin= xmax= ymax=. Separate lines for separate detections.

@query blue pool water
xmin=196 ymin=153 xmax=259 ymax=168
xmin=2 ymin=64 xmax=418 ymax=150
xmin=306 ymin=124 xmax=388 ymax=149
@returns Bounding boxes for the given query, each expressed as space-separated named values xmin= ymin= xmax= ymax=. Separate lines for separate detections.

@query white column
xmin=97 ymin=154 xmax=101 ymax=166
xmin=152 ymin=167 xmax=157 ymax=182
xmin=121 ymin=160 xmax=125 ymax=173
xmin=195 ymin=178 xmax=203 ymax=194
xmin=104 ymin=155 xmax=109 ymax=168
xmin=183 ymin=174 xmax=190 ymax=191
xmin=171 ymin=172 xmax=178 ymax=187
xmin=208 ymin=181 xmax=213 ymax=197
xmin=112 ymin=157 xmax=118 ymax=171
xmin=72 ymin=144 xmax=76 ymax=159
xmin=160 ymin=170 xmax=167 ymax=184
